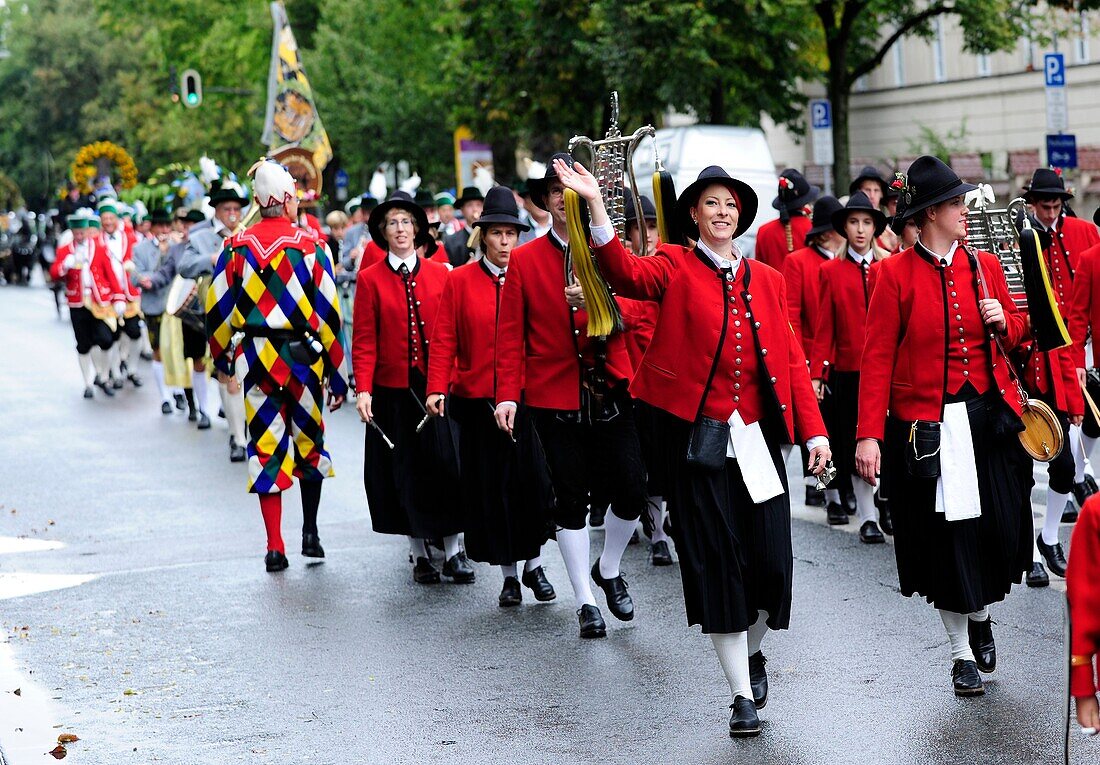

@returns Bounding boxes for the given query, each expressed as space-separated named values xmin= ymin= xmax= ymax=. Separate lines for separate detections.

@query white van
xmin=632 ymin=125 xmax=779 ymax=259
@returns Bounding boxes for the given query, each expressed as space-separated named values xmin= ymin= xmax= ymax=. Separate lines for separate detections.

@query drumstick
xmin=368 ymin=419 xmax=395 ymax=449
xmin=416 ymin=395 xmax=445 ymax=433
xmin=1080 ymin=378 xmax=1100 ymax=425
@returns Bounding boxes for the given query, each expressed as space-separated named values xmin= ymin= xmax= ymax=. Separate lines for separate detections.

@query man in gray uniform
xmin=130 ymin=209 xmax=179 ymax=414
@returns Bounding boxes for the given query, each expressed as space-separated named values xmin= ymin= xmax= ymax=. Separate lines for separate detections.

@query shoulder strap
xmin=966 ymin=245 xmax=1028 ymax=406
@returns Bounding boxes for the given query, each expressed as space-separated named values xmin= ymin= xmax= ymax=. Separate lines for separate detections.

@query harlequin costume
xmin=49 ymin=209 xmax=124 ymax=398
xmin=753 ymin=169 xmax=817 ymax=270
xmin=206 ymin=159 xmax=349 ymax=573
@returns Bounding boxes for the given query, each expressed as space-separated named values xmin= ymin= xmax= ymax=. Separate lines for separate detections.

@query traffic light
xmin=180 ymin=69 xmax=202 ymax=108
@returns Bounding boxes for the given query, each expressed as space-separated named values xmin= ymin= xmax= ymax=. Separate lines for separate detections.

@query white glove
xmin=62 ymin=254 xmax=76 ymax=270
xmin=114 ymin=301 xmax=126 ymax=317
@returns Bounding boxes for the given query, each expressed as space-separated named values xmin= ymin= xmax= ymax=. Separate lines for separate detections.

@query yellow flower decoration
xmin=70 ymin=141 xmax=139 ymax=194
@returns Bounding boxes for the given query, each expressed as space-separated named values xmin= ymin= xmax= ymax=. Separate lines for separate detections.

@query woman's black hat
xmin=849 ymin=165 xmax=889 ymax=198
xmin=1025 ymin=168 xmax=1074 ymax=200
xmin=367 ymin=190 xmax=434 ymax=250
xmin=624 ymin=191 xmax=657 ymax=223
xmin=527 ymin=152 xmax=573 ymax=212
xmin=473 ymin=186 xmax=529 ymax=231
xmin=804 ymin=195 xmax=843 ymax=244
xmin=771 ymin=169 xmax=819 ymax=212
xmin=454 ymin=186 xmax=485 ymax=207
xmin=677 ymin=165 xmax=759 ymax=241
xmin=891 ymin=155 xmax=977 ymax=233
xmin=832 ymin=191 xmax=888 ymax=237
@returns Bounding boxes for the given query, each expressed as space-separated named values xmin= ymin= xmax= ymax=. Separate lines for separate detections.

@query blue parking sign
xmin=1044 ymin=53 xmax=1065 ymax=87
xmin=811 ymin=99 xmax=831 ymax=130
xmin=1046 ymin=134 xmax=1077 ymax=169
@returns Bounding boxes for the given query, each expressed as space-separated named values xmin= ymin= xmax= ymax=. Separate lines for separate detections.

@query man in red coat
xmin=50 ymin=209 xmax=124 ymax=398
xmin=754 ymin=169 xmax=817 ymax=269
xmin=1067 ymin=494 xmax=1100 ymax=734
xmin=495 ymin=153 xmax=649 ymax=639
xmin=1027 ymin=168 xmax=1100 ymax=511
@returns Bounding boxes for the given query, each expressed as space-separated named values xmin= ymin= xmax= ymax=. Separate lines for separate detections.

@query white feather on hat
xmin=248 ymin=158 xmax=296 ymax=208
xmin=398 ymin=172 xmax=421 ymax=194
xmin=199 ymin=155 xmax=220 ymax=185
xmin=369 ymin=170 xmax=388 ymax=203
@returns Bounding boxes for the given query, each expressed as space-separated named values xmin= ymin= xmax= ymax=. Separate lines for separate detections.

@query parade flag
xmin=262 ymin=1 xmax=332 ymax=174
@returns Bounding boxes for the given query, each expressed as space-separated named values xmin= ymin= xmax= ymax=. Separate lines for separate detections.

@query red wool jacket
xmin=50 ymin=239 xmax=123 ymax=308
xmin=351 ymin=255 xmax=449 ymax=393
xmin=1067 ymin=494 xmax=1100 ymax=699
xmin=591 ymin=237 xmax=826 ymax=442
xmin=427 ymin=260 xmax=507 ymax=399
xmin=755 ymin=215 xmax=812 ymax=271
xmin=810 ymin=255 xmax=874 ymax=377
xmin=1068 ymin=241 xmax=1100 ymax=369
xmin=857 ymin=245 xmax=1027 ymax=441
xmin=494 ymin=232 xmax=632 ymax=410
xmin=1045 ymin=215 xmax=1100 ymax=314
xmin=619 ymin=296 xmax=658 ymax=375
xmin=781 ymin=245 xmax=832 ymax=360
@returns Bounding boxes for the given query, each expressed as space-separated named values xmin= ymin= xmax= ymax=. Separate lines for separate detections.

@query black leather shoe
xmin=1036 ymin=533 xmax=1068 ymax=577
xmin=589 ymin=505 xmax=606 ymax=528
xmin=805 ymin=486 xmax=826 ymax=507
xmin=197 ymin=412 xmax=212 ymax=430
xmin=187 ymin=405 xmax=197 ymax=421
xmin=859 ymin=521 xmax=885 ymax=544
xmin=174 ymin=392 xmax=186 ymax=411
xmin=749 ymin=651 xmax=768 ymax=709
xmin=728 ymin=696 xmax=762 ymax=737
xmin=111 ymin=376 xmax=124 ymax=390
xmin=1062 ymin=502 xmax=1079 ymax=524
xmin=577 ymin=604 xmax=606 ymax=639
xmin=139 ymin=350 xmax=153 ymax=361
xmin=229 ymin=437 xmax=247 ymax=463
xmin=95 ymin=378 xmax=115 ymax=397
xmin=83 ymin=387 xmax=94 ymax=399
xmin=301 ymin=532 xmax=324 ymax=558
xmin=521 ymin=566 xmax=556 ymax=601
xmin=1026 ymin=561 xmax=1050 ymax=588
xmin=265 ymin=550 xmax=289 ymax=572
xmin=651 ymin=540 xmax=674 ymax=567
xmin=879 ymin=503 xmax=894 ymax=535
xmin=826 ymin=502 xmax=849 ymax=525
xmin=967 ymin=617 xmax=996 ymax=673
xmin=951 ymin=659 xmax=984 ymax=697
xmin=628 ymin=529 xmax=640 ymax=545
xmin=413 ymin=556 xmax=440 ymax=584
xmin=498 ymin=577 xmax=522 ymax=607
xmin=442 ymin=551 xmax=476 ymax=583
xmin=127 ymin=372 xmax=142 ymax=387
xmin=1073 ymin=478 xmax=1097 ymax=508
xmin=161 ymin=401 xmax=173 ymax=414
xmin=1087 ymin=474 xmax=1099 ymax=495
xmin=591 ymin=561 xmax=634 ymax=621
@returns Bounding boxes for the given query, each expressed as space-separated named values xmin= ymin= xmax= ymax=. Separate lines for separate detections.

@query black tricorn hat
xmin=209 ymin=182 xmax=249 ymax=208
xmin=891 ymin=155 xmax=978 ymax=233
xmin=149 ymin=208 xmax=172 ymax=225
xmin=367 ymin=190 xmax=434 ymax=250
xmin=849 ymin=165 xmax=889 ymax=198
xmin=1025 ymin=167 xmax=1074 ymax=200
xmin=804 ymin=195 xmax=844 ymax=244
xmin=455 ymin=186 xmax=485 ymax=207
xmin=527 ymin=152 xmax=573 ymax=212
xmin=677 ymin=165 xmax=759 ymax=241
xmin=832 ymin=191 xmax=888 ymax=237
xmin=473 ymin=186 xmax=529 ymax=231
xmin=624 ymin=191 xmax=657 ymax=223
xmin=771 ymin=168 xmax=819 ymax=212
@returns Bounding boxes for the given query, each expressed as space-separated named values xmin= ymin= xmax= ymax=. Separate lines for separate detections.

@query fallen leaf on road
xmin=47 ymin=744 xmax=66 ymax=759
xmin=122 ymin=689 xmax=136 ymax=696
xmin=12 ymin=688 xmax=21 ymax=696
xmin=48 ymin=520 xmax=56 ymax=526
xmin=58 ymin=734 xmax=79 ymax=743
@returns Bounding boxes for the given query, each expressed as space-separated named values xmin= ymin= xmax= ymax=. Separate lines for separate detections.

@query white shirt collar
xmin=815 ymin=245 xmax=836 ymax=259
xmin=550 ymin=228 xmax=568 ymax=250
xmin=847 ymin=246 xmax=873 ymax=266
xmin=697 ymin=239 xmax=742 ymax=275
xmin=482 ymin=257 xmax=505 ymax=277
xmin=917 ymin=237 xmax=960 ymax=266
xmin=387 ymin=251 xmax=418 ymax=272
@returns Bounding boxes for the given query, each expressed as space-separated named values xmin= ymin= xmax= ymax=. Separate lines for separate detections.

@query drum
xmin=165 ymin=276 xmax=204 ymax=332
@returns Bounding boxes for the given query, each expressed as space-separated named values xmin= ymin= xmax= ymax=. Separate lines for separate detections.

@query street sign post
xmin=1044 ymin=53 xmax=1068 ymax=133
xmin=809 ymin=98 xmax=834 ymax=194
xmin=334 ymin=168 xmax=349 ymax=202
xmin=1046 ymin=134 xmax=1077 ymax=169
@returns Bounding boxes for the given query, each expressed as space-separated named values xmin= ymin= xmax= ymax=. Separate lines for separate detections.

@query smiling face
xmin=483 ymin=224 xmax=518 ymax=269
xmin=99 ymin=211 xmax=118 ymax=235
xmin=925 ymin=195 xmax=968 ymax=241
xmin=844 ymin=211 xmax=876 ymax=253
xmin=692 ymin=183 xmax=740 ymax=248
xmin=545 ymin=179 xmax=567 ymax=228
xmin=383 ymin=207 xmax=418 ymax=254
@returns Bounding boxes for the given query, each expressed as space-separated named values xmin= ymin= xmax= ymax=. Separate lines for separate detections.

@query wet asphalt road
xmin=0 ymin=284 xmax=1091 ymax=765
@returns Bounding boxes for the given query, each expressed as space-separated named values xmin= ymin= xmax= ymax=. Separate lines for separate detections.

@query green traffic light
xmin=186 ymin=93 xmax=199 ymax=105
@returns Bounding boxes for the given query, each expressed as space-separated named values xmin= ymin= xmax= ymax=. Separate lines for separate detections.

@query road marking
xmin=0 ymin=573 xmax=97 ymax=602
xmin=0 ymin=537 xmax=64 ymax=555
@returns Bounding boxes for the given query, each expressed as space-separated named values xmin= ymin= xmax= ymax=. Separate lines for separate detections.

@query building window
xmin=976 ymin=53 xmax=992 ymax=77
xmin=1077 ymin=13 xmax=1091 ymax=65
xmin=933 ymin=19 xmax=947 ymax=82
xmin=892 ymin=42 xmax=905 ymax=86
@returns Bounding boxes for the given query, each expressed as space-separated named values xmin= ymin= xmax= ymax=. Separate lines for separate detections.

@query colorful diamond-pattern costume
xmin=206 ymin=216 xmax=349 ymax=494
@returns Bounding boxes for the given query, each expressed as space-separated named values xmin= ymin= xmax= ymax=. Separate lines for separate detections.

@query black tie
xmin=399 ymin=263 xmax=410 ymax=279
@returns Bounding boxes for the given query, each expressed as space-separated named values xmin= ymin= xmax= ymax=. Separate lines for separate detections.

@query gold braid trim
xmin=784 ymin=222 xmax=793 ymax=253
xmin=1072 ymin=654 xmax=1095 ymax=667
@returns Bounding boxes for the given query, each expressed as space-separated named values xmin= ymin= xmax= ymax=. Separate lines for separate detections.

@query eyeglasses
xmin=385 ymin=217 xmax=414 ymax=229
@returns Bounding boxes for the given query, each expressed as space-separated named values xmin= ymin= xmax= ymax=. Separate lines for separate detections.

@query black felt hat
xmin=832 ymin=191 xmax=888 ymax=237
xmin=624 ymin=191 xmax=657 ymax=223
xmin=473 ymin=186 xmax=529 ymax=231
xmin=891 ymin=155 xmax=978 ymax=233
xmin=455 ymin=186 xmax=485 ymax=207
xmin=771 ymin=169 xmax=819 ymax=212
xmin=414 ymin=189 xmax=437 ymax=209
xmin=208 ymin=181 xmax=248 ymax=208
xmin=367 ymin=190 xmax=433 ymax=250
xmin=677 ymin=166 xmax=759 ymax=241
xmin=148 ymin=208 xmax=172 ymax=225
xmin=527 ymin=152 xmax=573 ymax=212
xmin=849 ymin=165 xmax=889 ymax=198
xmin=804 ymin=195 xmax=844 ymax=244
xmin=1025 ymin=168 xmax=1074 ymax=200
xmin=182 ymin=209 xmax=207 ymax=224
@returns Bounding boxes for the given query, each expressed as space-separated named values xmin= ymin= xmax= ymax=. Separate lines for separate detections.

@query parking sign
xmin=810 ymin=99 xmax=834 ymax=166
xmin=1044 ymin=53 xmax=1065 ymax=88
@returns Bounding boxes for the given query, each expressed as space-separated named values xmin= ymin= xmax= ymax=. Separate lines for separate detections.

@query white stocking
xmin=224 ymin=383 xmax=247 ymax=443
xmin=598 ymin=511 xmax=637 ymax=579
xmin=408 ymin=537 xmax=427 ymax=560
xmin=853 ymin=475 xmax=877 ymax=526
xmin=191 ymin=370 xmax=208 ymax=414
xmin=938 ymin=609 xmax=975 ymax=662
xmin=648 ymin=498 xmax=669 ymax=544
xmin=556 ymin=527 xmax=596 ymax=608
xmin=747 ymin=610 xmax=770 ymax=656
xmin=710 ymin=632 xmax=752 ymax=701
xmin=500 ymin=564 xmax=518 ymax=580
xmin=151 ymin=360 xmax=169 ymax=403
xmin=1042 ymin=490 xmax=1068 ymax=545
xmin=109 ymin=344 xmax=122 ymax=378
xmin=523 ymin=554 xmax=543 ymax=573
xmin=77 ymin=354 xmax=95 ymax=387
xmin=443 ymin=534 xmax=461 ymax=560
xmin=90 ymin=347 xmax=110 ymax=380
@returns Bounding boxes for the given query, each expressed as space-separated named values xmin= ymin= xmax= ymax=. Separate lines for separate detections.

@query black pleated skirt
xmin=636 ymin=399 xmax=671 ymax=497
xmin=883 ymin=393 xmax=1034 ymax=613
xmin=653 ymin=406 xmax=793 ymax=634
xmin=363 ymin=381 xmax=462 ymax=539
xmin=825 ymin=370 xmax=860 ymax=479
xmin=449 ymin=396 xmax=554 ymax=565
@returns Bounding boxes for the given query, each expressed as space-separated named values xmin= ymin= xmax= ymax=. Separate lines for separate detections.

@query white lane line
xmin=0 ymin=537 xmax=64 ymax=555
xmin=0 ymin=573 xmax=97 ymax=602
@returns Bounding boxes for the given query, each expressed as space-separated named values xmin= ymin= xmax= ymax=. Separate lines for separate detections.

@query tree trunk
xmin=491 ymin=133 xmax=518 ymax=185
xmin=825 ymin=32 xmax=851 ymax=194
xmin=708 ymin=82 xmax=726 ymax=124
